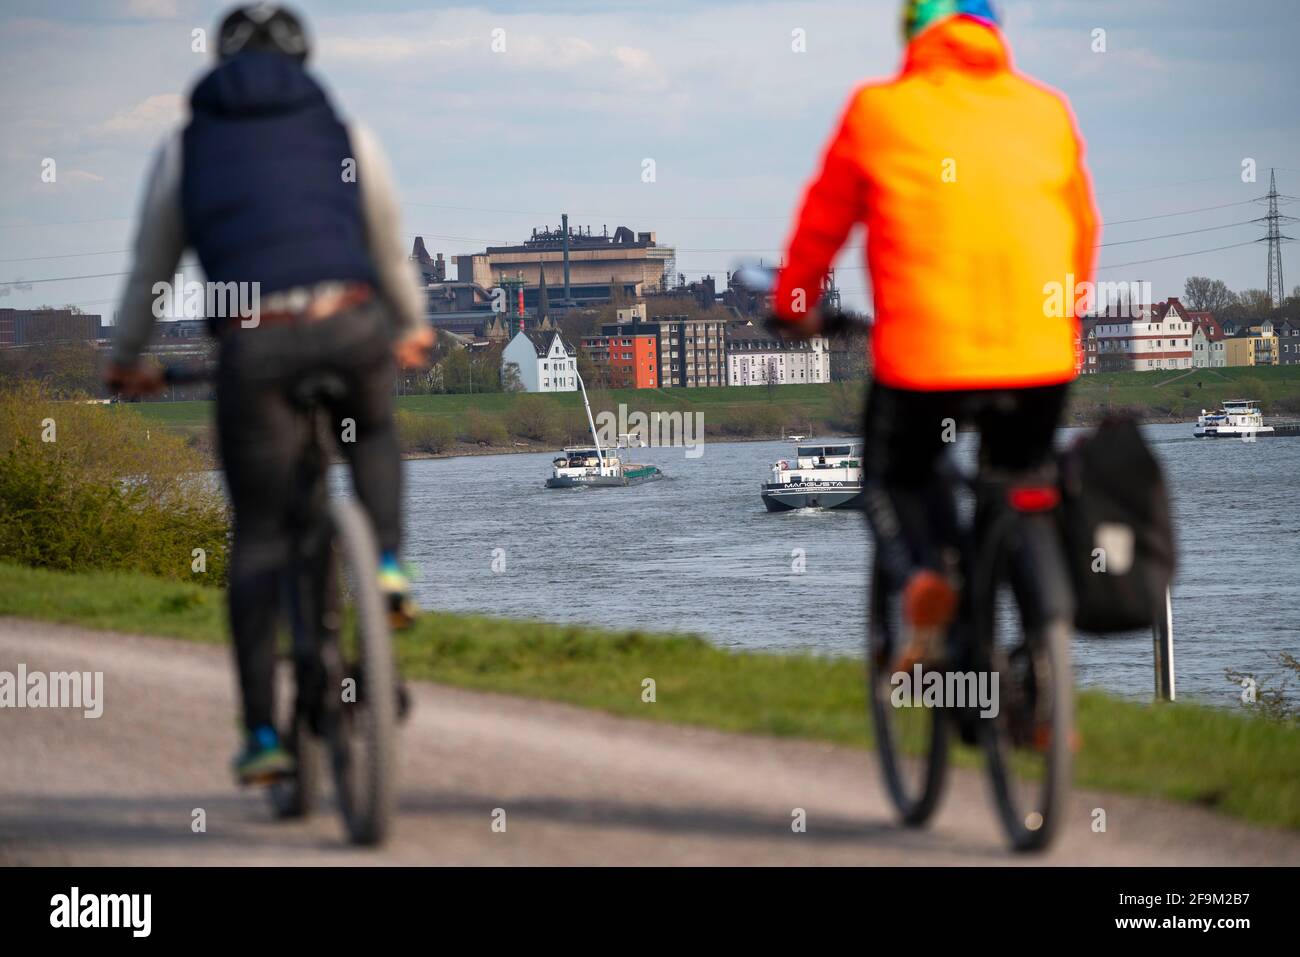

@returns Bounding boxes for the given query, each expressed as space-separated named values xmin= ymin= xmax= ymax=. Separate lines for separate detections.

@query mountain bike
xmin=734 ymin=264 xmax=1075 ymax=852
xmin=868 ymin=458 xmax=1074 ymax=852
xmin=165 ymin=365 xmax=398 ymax=846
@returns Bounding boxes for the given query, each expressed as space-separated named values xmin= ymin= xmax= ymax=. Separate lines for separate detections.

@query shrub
xmin=506 ymin=394 xmax=561 ymax=443
xmin=458 ymin=408 xmax=509 ymax=446
xmin=0 ymin=382 xmax=229 ymax=581
xmin=395 ymin=411 xmax=455 ymax=454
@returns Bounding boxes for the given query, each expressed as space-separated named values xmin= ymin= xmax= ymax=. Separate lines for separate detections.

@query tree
xmin=1235 ymin=288 xmax=1273 ymax=315
xmin=575 ymin=347 xmax=607 ymax=390
xmin=1182 ymin=276 xmax=1236 ymax=313
xmin=501 ymin=362 xmax=524 ymax=393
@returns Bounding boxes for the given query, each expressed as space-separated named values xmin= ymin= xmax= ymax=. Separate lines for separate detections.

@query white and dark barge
xmin=1194 ymin=399 xmax=1300 ymax=438
xmin=761 ymin=442 xmax=864 ymax=511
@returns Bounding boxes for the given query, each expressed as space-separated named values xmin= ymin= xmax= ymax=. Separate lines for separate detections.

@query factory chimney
xmin=561 ymin=212 xmax=572 ymax=302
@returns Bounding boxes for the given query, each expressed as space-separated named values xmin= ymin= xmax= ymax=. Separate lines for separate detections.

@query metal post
xmin=561 ymin=213 xmax=572 ymax=302
xmin=576 ymin=372 xmax=605 ymax=470
xmin=1152 ymin=587 xmax=1175 ymax=701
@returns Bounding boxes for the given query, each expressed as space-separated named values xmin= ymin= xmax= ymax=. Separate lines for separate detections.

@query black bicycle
xmin=165 ymin=365 xmax=398 ymax=846
xmin=734 ymin=264 xmax=1074 ymax=852
xmin=868 ymin=458 xmax=1074 ymax=852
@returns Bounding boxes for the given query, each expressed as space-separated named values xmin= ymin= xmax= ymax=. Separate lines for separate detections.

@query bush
xmin=395 ymin=411 xmax=455 ymax=454
xmin=506 ymin=394 xmax=561 ymax=443
xmin=0 ymin=382 xmax=229 ymax=581
xmin=1273 ymin=395 xmax=1300 ymax=415
xmin=458 ymin=408 xmax=509 ymax=446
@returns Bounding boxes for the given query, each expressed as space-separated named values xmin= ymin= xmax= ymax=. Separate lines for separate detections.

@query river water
xmin=397 ymin=423 xmax=1299 ymax=705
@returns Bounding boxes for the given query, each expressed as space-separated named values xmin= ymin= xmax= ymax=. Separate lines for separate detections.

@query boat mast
xmin=575 ymin=372 xmax=606 ymax=469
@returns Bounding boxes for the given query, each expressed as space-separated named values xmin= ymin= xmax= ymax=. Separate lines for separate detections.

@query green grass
xmin=1 ymin=561 xmax=1296 ymax=830
xmin=1068 ymin=365 xmax=1300 ymax=422
xmin=128 ymin=369 xmax=1300 ymax=435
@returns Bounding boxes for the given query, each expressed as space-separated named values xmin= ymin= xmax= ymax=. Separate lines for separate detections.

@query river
xmin=397 ymin=422 xmax=1300 ymax=705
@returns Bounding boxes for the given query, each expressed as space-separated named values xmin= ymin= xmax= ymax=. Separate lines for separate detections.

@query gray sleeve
xmin=349 ymin=123 xmax=424 ymax=337
xmin=112 ymin=133 xmax=186 ymax=365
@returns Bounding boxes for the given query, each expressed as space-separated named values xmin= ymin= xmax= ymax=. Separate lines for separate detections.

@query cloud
xmin=94 ymin=93 xmax=184 ymax=136
xmin=125 ymin=0 xmax=181 ymax=17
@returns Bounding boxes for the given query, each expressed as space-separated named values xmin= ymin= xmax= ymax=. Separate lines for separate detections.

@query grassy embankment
xmin=132 ymin=366 xmax=1300 ymax=456
xmin=2 ymin=560 xmax=1296 ymax=832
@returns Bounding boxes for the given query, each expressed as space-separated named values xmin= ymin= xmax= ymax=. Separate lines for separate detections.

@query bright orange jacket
xmin=773 ymin=16 xmax=1100 ymax=391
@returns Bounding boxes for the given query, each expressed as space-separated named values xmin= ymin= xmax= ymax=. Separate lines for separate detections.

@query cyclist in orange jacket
xmin=773 ymin=0 xmax=1100 ymax=666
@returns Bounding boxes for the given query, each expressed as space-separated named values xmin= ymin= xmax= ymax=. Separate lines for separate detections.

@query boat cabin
xmin=553 ymin=448 xmax=618 ymax=470
xmin=793 ymin=443 xmax=863 ymax=470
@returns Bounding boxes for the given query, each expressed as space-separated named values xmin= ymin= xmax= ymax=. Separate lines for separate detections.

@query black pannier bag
xmin=1057 ymin=415 xmax=1175 ymax=633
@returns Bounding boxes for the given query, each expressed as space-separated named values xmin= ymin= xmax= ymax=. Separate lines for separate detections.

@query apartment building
xmin=580 ymin=331 xmax=659 ymax=388
xmin=725 ymin=323 xmax=830 ymax=386
xmin=1276 ymin=319 xmax=1300 ymax=365
xmin=600 ymin=305 xmax=728 ymax=387
xmin=1093 ymin=297 xmax=1195 ymax=372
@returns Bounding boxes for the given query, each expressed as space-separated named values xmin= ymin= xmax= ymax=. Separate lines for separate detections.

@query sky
xmin=1 ymin=0 xmax=1298 ymax=318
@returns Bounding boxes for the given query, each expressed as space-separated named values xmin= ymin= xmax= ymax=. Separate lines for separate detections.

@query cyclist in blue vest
xmin=105 ymin=4 xmax=433 ymax=784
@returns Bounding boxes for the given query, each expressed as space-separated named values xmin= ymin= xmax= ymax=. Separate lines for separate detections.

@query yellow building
xmin=1223 ymin=337 xmax=1255 ymax=366
xmin=1223 ymin=331 xmax=1279 ymax=367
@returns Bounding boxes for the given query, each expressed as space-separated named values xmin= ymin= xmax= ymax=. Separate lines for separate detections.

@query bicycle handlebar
xmin=163 ymin=364 xmax=214 ymax=386
xmin=731 ymin=263 xmax=871 ymax=338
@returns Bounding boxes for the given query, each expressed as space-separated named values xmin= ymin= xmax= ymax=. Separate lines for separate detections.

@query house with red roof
xmin=1189 ymin=312 xmax=1224 ymax=368
xmin=1093 ymin=297 xmax=1196 ymax=372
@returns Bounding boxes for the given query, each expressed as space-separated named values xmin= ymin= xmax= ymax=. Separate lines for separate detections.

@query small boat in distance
xmin=546 ymin=448 xmax=662 ymax=488
xmin=1193 ymin=399 xmax=1300 ymax=438
xmin=761 ymin=441 xmax=864 ymax=511
xmin=544 ymin=373 xmax=663 ymax=489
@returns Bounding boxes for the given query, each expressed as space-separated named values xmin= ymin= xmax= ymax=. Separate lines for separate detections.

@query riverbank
xmin=2 ymin=561 xmax=1296 ymax=831
xmin=128 ymin=366 xmax=1300 ymax=459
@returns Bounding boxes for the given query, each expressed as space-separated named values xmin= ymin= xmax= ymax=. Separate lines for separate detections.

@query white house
xmin=725 ymin=324 xmax=830 ymax=386
xmin=501 ymin=329 xmax=578 ymax=393
xmin=1093 ymin=297 xmax=1195 ymax=372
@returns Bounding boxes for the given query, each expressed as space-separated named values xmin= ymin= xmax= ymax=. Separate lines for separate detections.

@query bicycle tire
xmin=867 ymin=558 xmax=949 ymax=826
xmin=327 ymin=499 xmax=397 ymax=847
xmin=269 ymin=706 xmax=321 ymax=819
xmin=976 ymin=515 xmax=1073 ymax=853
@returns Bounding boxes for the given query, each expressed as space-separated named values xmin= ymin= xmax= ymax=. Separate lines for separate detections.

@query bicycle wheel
xmin=975 ymin=514 xmax=1073 ymax=853
xmin=867 ymin=558 xmax=949 ymax=826
xmin=270 ymin=564 xmax=331 ymax=821
xmin=326 ymin=499 xmax=397 ymax=846
xmin=269 ymin=704 xmax=321 ymax=819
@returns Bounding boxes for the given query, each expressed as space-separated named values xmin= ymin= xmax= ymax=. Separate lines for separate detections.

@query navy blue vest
xmin=181 ymin=52 xmax=375 ymax=325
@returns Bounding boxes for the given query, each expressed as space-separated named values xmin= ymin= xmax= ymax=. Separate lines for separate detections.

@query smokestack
xmin=562 ymin=212 xmax=571 ymax=302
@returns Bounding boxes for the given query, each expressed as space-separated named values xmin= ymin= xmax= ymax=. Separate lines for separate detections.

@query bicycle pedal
xmin=1032 ymin=725 xmax=1083 ymax=753
xmin=237 ymin=767 xmax=293 ymax=789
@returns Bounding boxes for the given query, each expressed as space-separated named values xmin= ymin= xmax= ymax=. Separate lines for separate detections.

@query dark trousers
xmin=216 ymin=299 xmax=402 ymax=733
xmin=861 ymin=381 xmax=1068 ymax=592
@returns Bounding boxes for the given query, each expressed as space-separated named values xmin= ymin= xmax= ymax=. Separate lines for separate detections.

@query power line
xmin=1095 ymin=174 xmax=1233 ymax=196
xmin=1098 ymin=220 xmax=1253 ymax=247
xmin=403 ymin=201 xmax=786 ymax=222
xmin=0 ymin=249 xmax=131 ymax=265
xmin=1103 ymin=199 xmax=1258 ymax=226
xmin=1096 ymin=240 xmax=1259 ymax=271
xmin=0 ymin=260 xmax=199 ymax=287
xmin=0 ymin=217 xmax=132 ymax=230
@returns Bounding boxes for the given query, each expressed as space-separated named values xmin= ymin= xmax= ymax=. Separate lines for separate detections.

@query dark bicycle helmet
xmin=216 ymin=3 xmax=310 ymax=63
